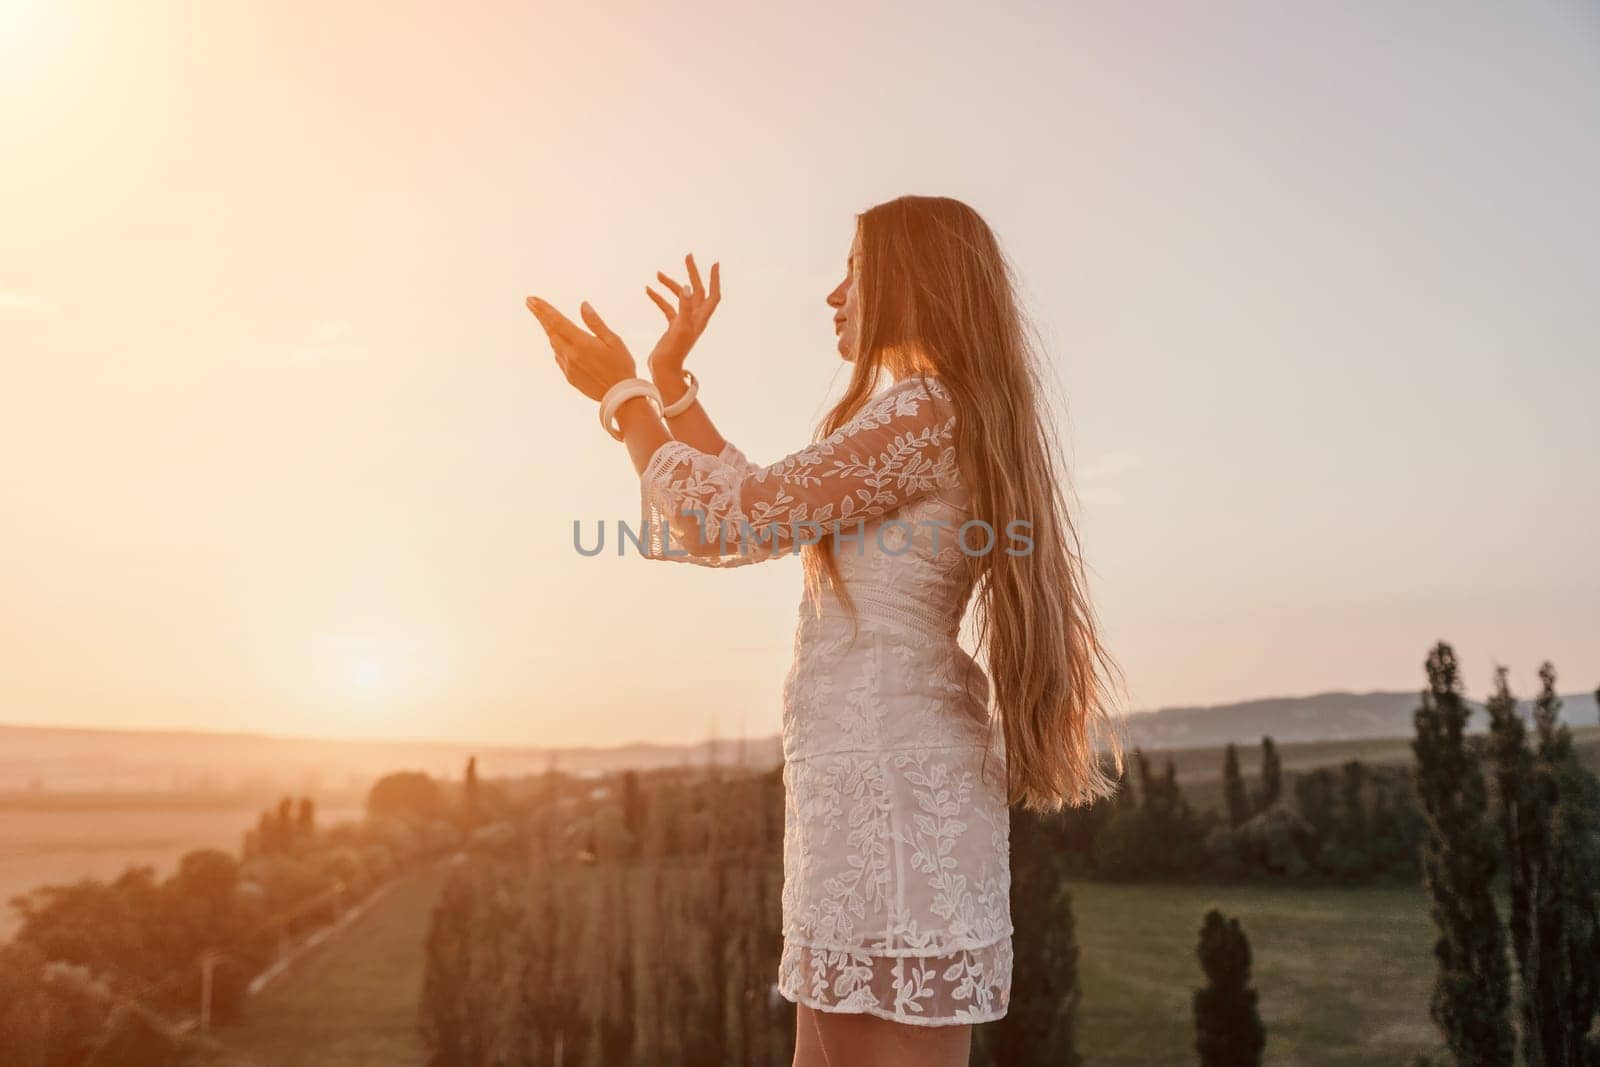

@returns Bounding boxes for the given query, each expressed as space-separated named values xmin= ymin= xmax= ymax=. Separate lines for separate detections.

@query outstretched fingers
xmin=579 ymin=301 xmax=622 ymax=349
xmin=655 ymin=255 xmax=719 ymax=314
xmin=525 ymin=297 xmax=567 ymax=370
xmin=525 ymin=296 xmax=587 ymax=348
xmin=656 ymin=270 xmax=689 ymax=301
xmin=645 ymin=285 xmax=677 ymax=321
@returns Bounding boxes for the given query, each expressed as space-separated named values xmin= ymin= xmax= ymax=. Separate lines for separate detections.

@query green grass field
xmin=207 ymin=863 xmax=452 ymax=1067
xmin=1070 ymin=878 xmax=1443 ymax=1066
xmin=196 ymin=865 xmax=1446 ymax=1066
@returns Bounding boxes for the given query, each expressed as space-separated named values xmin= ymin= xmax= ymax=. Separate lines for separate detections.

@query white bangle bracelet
xmin=660 ymin=368 xmax=699 ymax=418
xmin=598 ymin=377 xmax=663 ymax=441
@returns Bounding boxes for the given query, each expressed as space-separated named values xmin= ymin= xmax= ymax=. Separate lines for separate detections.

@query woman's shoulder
xmin=817 ymin=373 xmax=956 ymax=447
xmin=876 ymin=372 xmax=954 ymax=410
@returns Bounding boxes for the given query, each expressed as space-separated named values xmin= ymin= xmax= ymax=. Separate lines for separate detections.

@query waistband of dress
xmin=785 ymin=740 xmax=1001 ymax=764
xmin=804 ymin=587 xmax=961 ymax=641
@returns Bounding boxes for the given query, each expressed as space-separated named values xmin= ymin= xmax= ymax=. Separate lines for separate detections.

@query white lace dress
xmin=637 ymin=373 xmax=1013 ymax=1026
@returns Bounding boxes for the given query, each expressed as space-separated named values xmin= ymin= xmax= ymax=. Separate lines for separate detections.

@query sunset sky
xmin=2 ymin=1 xmax=1597 ymax=748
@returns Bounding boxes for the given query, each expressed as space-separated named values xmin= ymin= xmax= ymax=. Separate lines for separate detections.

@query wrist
xmin=614 ymin=393 xmax=661 ymax=433
xmin=648 ymin=353 xmax=684 ymax=380
xmin=598 ymin=377 xmax=661 ymax=441
xmin=651 ymin=364 xmax=693 ymax=410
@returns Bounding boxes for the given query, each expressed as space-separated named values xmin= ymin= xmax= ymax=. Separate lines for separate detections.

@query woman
xmin=526 ymin=195 xmax=1124 ymax=1067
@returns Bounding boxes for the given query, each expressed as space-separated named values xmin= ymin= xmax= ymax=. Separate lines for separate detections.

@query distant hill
xmin=0 ymin=723 xmax=782 ymax=796
xmin=1 ymin=689 xmax=1594 ymax=796
xmin=1120 ymin=689 xmax=1597 ymax=749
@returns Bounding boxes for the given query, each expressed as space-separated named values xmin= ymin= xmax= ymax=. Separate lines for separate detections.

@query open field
xmin=1070 ymin=878 xmax=1442 ymax=1066
xmin=189 ymin=863 xmax=1447 ymax=1066
xmin=207 ymin=862 xmax=452 ymax=1067
xmin=0 ymin=802 xmax=362 ymax=939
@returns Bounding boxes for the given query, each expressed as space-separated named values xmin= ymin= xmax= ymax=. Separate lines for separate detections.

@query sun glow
xmin=0 ymin=0 xmax=72 ymax=88
xmin=346 ymin=654 xmax=386 ymax=694
xmin=316 ymin=633 xmax=400 ymax=702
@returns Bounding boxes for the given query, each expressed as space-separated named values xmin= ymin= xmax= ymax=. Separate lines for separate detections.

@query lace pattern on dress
xmin=638 ymin=376 xmax=958 ymax=568
xmin=778 ymin=938 xmax=1012 ymax=1026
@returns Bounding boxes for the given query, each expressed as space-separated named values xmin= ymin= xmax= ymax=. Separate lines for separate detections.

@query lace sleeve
xmin=716 ymin=440 xmax=760 ymax=476
xmin=637 ymin=376 xmax=959 ymax=568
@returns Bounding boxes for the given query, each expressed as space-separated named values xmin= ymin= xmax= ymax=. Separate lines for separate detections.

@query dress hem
xmin=776 ymin=983 xmax=1009 ymax=1028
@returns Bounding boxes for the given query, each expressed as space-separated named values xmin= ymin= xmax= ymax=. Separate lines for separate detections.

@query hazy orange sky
xmin=3 ymin=1 xmax=1597 ymax=747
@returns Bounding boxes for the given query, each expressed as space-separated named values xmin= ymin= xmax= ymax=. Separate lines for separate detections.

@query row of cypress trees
xmin=1412 ymin=641 xmax=1600 ymax=1066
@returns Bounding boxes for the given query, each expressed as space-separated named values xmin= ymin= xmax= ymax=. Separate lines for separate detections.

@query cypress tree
xmin=1256 ymin=737 xmax=1283 ymax=814
xmin=256 ymin=810 xmax=277 ymax=855
xmin=276 ymin=796 xmax=295 ymax=852
xmin=1526 ymin=663 xmax=1600 ymax=1066
xmin=1411 ymin=641 xmax=1514 ymax=1065
xmin=985 ymin=808 xmax=1083 ymax=1067
xmin=698 ymin=766 xmax=729 ymax=1065
xmin=1111 ymin=753 xmax=1137 ymax=811
xmin=463 ymin=756 xmax=481 ymax=828
xmin=619 ymin=770 xmax=645 ymax=858
xmin=1487 ymin=666 xmax=1547 ymax=1064
xmin=1134 ymin=748 xmax=1154 ymax=809
xmin=1193 ymin=909 xmax=1266 ymax=1066
xmin=1223 ymin=744 xmax=1251 ymax=829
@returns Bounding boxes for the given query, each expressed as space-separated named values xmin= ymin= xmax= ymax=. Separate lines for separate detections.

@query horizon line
xmin=5 ymin=684 xmax=1575 ymax=753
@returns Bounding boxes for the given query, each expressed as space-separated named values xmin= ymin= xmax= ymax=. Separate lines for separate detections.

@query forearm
xmin=621 ymin=394 xmax=737 ymax=559
xmin=650 ymin=357 xmax=728 ymax=457
xmin=614 ymin=394 xmax=675 ymax=476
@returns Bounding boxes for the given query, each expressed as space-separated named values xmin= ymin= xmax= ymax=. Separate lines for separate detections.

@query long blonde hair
xmin=802 ymin=195 xmax=1126 ymax=812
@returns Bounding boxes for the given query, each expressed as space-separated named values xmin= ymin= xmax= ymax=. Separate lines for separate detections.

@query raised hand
xmin=645 ymin=253 xmax=721 ymax=374
xmin=525 ymin=297 xmax=637 ymax=402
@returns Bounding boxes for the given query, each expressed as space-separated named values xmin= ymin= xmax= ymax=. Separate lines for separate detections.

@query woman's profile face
xmin=826 ymin=230 xmax=862 ymax=362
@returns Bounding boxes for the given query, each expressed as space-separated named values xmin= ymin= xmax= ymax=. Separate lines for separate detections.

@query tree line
xmin=1011 ymin=734 xmax=1428 ymax=886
